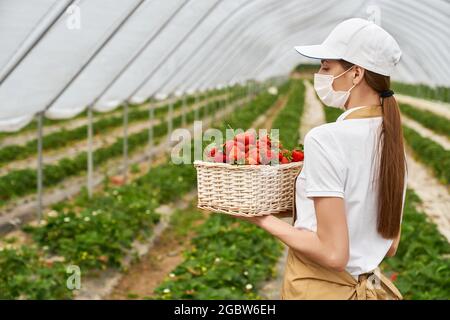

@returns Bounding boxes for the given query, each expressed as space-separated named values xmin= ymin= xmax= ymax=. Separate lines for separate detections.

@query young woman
xmin=236 ymin=18 xmax=408 ymax=299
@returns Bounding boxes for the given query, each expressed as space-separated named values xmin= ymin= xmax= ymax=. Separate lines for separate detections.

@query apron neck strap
xmin=343 ymin=105 xmax=382 ymax=120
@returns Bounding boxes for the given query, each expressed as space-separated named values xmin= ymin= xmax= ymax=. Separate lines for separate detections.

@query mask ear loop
xmin=333 ymin=65 xmax=358 ymax=92
xmin=333 ymin=65 xmax=355 ymax=79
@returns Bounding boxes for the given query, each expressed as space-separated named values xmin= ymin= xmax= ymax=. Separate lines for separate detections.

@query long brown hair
xmin=339 ymin=60 xmax=407 ymax=239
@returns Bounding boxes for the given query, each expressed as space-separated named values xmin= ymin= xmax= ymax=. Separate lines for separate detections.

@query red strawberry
xmin=234 ymin=132 xmax=246 ymax=145
xmin=259 ymin=134 xmax=271 ymax=147
xmin=207 ymin=146 xmax=217 ymax=158
xmin=226 ymin=145 xmax=245 ymax=163
xmin=246 ymin=155 xmax=259 ymax=165
xmin=223 ymin=140 xmax=235 ymax=153
xmin=292 ymin=150 xmax=304 ymax=162
xmin=259 ymin=148 xmax=278 ymax=164
xmin=247 ymin=147 xmax=260 ymax=164
xmin=281 ymin=156 xmax=290 ymax=164
xmin=390 ymin=272 xmax=398 ymax=282
xmin=110 ymin=175 xmax=125 ymax=186
xmin=213 ymin=151 xmax=225 ymax=163
xmin=278 ymin=151 xmax=283 ymax=161
xmin=245 ymin=130 xmax=257 ymax=145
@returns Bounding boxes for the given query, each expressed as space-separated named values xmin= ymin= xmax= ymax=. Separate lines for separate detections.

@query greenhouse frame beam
xmin=206 ymin=1 xmax=331 ymax=86
xmin=170 ymin=0 xmax=280 ymax=94
xmin=125 ymin=0 xmax=222 ymax=103
xmin=0 ymin=0 xmax=75 ymax=86
xmin=36 ymin=0 xmax=147 ymax=202
xmin=88 ymin=0 xmax=191 ymax=110
xmin=150 ymin=0 xmax=258 ymax=97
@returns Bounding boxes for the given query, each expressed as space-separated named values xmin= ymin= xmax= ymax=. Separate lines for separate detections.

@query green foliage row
xmin=399 ymin=103 xmax=450 ymax=138
xmin=381 ymin=189 xmax=450 ymax=299
xmin=271 ymin=79 xmax=305 ymax=149
xmin=154 ymin=213 xmax=283 ymax=299
xmin=392 ymin=81 xmax=450 ymax=103
xmin=402 ymin=125 xmax=450 ymax=185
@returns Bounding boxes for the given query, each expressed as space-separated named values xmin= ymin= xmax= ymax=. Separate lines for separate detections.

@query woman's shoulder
xmin=305 ymin=122 xmax=340 ymax=142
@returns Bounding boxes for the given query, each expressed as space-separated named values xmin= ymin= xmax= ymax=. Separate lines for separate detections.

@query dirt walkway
xmin=299 ymin=80 xmax=326 ymax=142
xmin=401 ymin=114 xmax=450 ymax=150
xmin=396 ymin=94 xmax=450 ymax=120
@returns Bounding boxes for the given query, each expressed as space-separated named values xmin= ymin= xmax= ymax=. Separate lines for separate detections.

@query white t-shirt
xmin=294 ymin=106 xmax=407 ymax=277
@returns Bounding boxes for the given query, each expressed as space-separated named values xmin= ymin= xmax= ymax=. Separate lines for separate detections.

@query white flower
xmin=215 ymin=257 xmax=221 ymax=263
xmin=163 ymin=288 xmax=171 ymax=294
xmin=243 ymin=271 xmax=249 ymax=276
xmin=47 ymin=210 xmax=58 ymax=218
xmin=64 ymin=217 xmax=71 ymax=223
xmin=169 ymin=273 xmax=176 ymax=278
xmin=84 ymin=217 xmax=90 ymax=222
xmin=92 ymin=210 xmax=98 ymax=216
xmin=245 ymin=284 xmax=253 ymax=290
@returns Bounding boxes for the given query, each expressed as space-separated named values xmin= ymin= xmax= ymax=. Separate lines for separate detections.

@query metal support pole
xmin=194 ymin=91 xmax=199 ymax=120
xmin=36 ymin=112 xmax=44 ymax=221
xmin=167 ymin=99 xmax=173 ymax=150
xmin=87 ymin=105 xmax=94 ymax=198
xmin=182 ymin=94 xmax=187 ymax=127
xmin=123 ymin=102 xmax=129 ymax=182
xmin=204 ymin=90 xmax=209 ymax=118
xmin=148 ymin=103 xmax=154 ymax=166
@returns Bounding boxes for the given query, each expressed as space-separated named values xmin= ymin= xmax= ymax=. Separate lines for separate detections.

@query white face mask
xmin=313 ymin=67 xmax=356 ymax=109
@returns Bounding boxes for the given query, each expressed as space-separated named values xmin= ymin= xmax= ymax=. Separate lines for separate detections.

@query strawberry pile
xmin=205 ymin=130 xmax=304 ymax=165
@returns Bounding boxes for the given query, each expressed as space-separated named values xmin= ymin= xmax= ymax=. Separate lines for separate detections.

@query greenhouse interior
xmin=0 ymin=0 xmax=449 ymax=306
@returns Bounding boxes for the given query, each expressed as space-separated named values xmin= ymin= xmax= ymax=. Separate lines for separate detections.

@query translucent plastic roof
xmin=0 ymin=0 xmax=448 ymax=131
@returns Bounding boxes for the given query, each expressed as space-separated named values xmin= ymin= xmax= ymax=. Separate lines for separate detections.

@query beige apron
xmin=281 ymin=106 xmax=403 ymax=300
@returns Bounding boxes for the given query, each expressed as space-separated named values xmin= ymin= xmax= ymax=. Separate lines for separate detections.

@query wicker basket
xmin=194 ymin=160 xmax=303 ymax=216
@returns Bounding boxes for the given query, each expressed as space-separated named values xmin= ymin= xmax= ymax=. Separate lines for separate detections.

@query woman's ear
xmin=353 ymin=66 xmax=365 ymax=85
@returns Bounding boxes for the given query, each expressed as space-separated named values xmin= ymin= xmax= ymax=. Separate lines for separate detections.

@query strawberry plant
xmin=0 ymin=245 xmax=73 ymax=299
xmin=381 ymin=189 xmax=450 ymax=299
xmin=154 ymin=213 xmax=283 ymax=299
xmin=271 ymin=79 xmax=305 ymax=150
xmin=392 ymin=81 xmax=449 ymax=103
xmin=402 ymin=125 xmax=450 ymax=184
xmin=399 ymin=103 xmax=450 ymax=138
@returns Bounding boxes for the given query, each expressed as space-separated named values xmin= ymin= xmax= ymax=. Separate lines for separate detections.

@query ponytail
xmin=376 ymin=92 xmax=406 ymax=238
xmin=339 ymin=60 xmax=407 ymax=239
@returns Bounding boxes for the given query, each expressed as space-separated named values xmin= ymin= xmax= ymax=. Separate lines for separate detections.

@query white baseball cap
xmin=294 ymin=18 xmax=402 ymax=76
